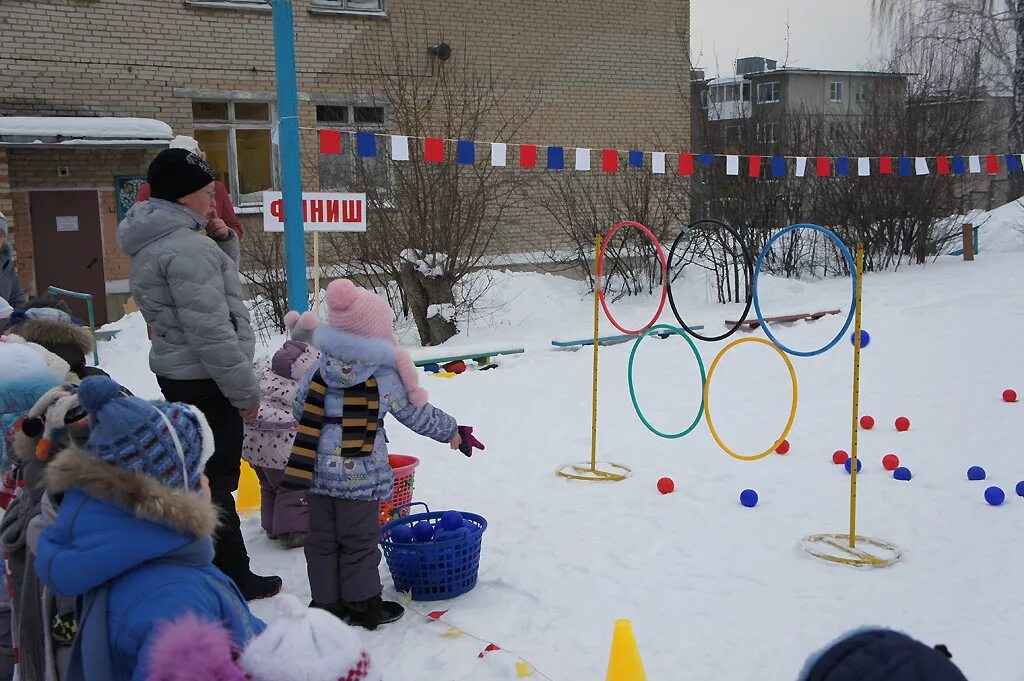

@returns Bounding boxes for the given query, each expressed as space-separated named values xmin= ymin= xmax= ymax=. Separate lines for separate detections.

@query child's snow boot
xmin=278 ymin=532 xmax=307 ymax=550
xmin=343 ymin=594 xmax=404 ymax=630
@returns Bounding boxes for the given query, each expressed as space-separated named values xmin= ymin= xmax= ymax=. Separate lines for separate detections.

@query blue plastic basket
xmin=380 ymin=502 xmax=487 ymax=601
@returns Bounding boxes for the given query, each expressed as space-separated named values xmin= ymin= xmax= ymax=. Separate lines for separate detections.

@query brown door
xmin=28 ymin=190 xmax=109 ymax=325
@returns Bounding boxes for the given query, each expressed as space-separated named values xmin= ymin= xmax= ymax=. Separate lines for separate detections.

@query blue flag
xmin=356 ymin=132 xmax=377 ymax=158
xmin=457 ymin=140 xmax=476 ymax=165
xmin=628 ymin=150 xmax=644 ymax=168
xmin=898 ymin=157 xmax=913 ymax=176
xmin=771 ymin=156 xmax=787 ymax=177
xmin=547 ymin=146 xmax=565 ymax=170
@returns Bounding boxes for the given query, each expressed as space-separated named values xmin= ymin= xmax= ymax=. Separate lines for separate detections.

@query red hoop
xmin=596 ymin=221 xmax=669 ymax=335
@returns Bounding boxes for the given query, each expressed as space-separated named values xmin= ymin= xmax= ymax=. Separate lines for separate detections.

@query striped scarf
xmin=281 ymin=371 xmax=380 ymax=490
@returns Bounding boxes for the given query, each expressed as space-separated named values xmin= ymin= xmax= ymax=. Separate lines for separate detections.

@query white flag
xmin=857 ymin=157 xmax=870 ymax=176
xmin=652 ymin=152 xmax=666 ymax=175
xmin=391 ymin=136 xmax=410 ymax=161
xmin=575 ymin=148 xmax=591 ymax=171
xmin=968 ymin=155 xmax=982 ymax=173
xmin=490 ymin=143 xmax=507 ymax=167
xmin=796 ymin=157 xmax=808 ymax=177
xmin=915 ymin=157 xmax=929 ymax=175
xmin=726 ymin=155 xmax=740 ymax=175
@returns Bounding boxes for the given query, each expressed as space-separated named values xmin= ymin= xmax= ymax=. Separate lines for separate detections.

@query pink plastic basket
xmin=379 ymin=454 xmax=419 ymax=524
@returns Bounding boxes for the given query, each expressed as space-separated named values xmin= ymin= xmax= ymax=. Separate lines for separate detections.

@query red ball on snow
xmin=833 ymin=450 xmax=849 ymax=465
xmin=895 ymin=417 xmax=911 ymax=432
xmin=859 ymin=415 xmax=875 ymax=430
xmin=775 ymin=440 xmax=791 ymax=455
xmin=1003 ymin=389 xmax=1018 ymax=403
xmin=882 ymin=454 xmax=900 ymax=471
xmin=657 ymin=477 xmax=675 ymax=495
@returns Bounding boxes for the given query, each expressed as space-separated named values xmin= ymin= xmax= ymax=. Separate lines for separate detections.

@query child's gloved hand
xmin=454 ymin=425 xmax=485 ymax=457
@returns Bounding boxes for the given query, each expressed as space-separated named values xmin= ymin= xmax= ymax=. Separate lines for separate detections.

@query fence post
xmin=962 ymin=223 xmax=974 ymax=261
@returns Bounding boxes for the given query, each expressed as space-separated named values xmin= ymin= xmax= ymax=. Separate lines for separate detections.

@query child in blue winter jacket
xmin=35 ymin=377 xmax=264 ymax=681
xmin=282 ymin=279 xmax=481 ymax=630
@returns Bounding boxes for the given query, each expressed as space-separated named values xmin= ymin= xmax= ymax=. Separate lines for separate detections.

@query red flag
xmin=985 ymin=154 xmax=999 ymax=174
xmin=678 ymin=153 xmax=694 ymax=176
xmin=519 ymin=144 xmax=537 ymax=169
xmin=319 ymin=130 xmax=341 ymax=155
xmin=816 ymin=156 xmax=831 ymax=177
xmin=602 ymin=149 xmax=618 ymax=173
xmin=879 ymin=157 xmax=893 ymax=175
xmin=749 ymin=155 xmax=762 ymax=178
xmin=427 ymin=610 xmax=448 ymax=621
xmin=478 ymin=643 xmax=501 ymax=658
xmin=424 ymin=138 xmax=444 ymax=163
xmin=936 ymin=156 xmax=950 ymax=175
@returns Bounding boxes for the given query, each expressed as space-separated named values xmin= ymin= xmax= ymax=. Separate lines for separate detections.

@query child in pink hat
xmin=281 ymin=280 xmax=482 ymax=629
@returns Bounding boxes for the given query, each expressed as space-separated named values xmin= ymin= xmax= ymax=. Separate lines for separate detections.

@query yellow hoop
xmin=704 ymin=337 xmax=799 ymax=461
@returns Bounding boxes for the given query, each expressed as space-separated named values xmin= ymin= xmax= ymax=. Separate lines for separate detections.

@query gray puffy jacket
xmin=117 ymin=200 xmax=259 ymax=409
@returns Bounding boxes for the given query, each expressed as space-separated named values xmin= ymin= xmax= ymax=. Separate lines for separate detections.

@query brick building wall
xmin=1 ymin=0 xmax=690 ymax=302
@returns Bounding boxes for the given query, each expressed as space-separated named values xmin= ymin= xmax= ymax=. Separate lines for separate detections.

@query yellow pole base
xmin=605 ymin=619 xmax=647 ymax=681
xmin=557 ymin=461 xmax=631 ymax=482
xmin=237 ymin=459 xmax=262 ymax=518
xmin=801 ymin=533 xmax=901 ymax=568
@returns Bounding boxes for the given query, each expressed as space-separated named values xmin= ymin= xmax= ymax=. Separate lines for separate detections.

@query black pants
xmin=157 ymin=376 xmax=251 ymax=585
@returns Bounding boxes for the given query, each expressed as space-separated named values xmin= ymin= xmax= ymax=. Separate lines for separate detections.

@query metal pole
xmin=313 ymin=231 xmax=321 ymax=316
xmin=590 ymin=233 xmax=601 ymax=473
xmin=272 ymin=0 xmax=308 ymax=312
xmin=849 ymin=242 xmax=864 ymax=547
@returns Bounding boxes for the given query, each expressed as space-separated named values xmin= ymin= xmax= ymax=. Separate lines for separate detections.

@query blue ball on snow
xmin=893 ymin=466 xmax=912 ymax=481
xmin=845 ymin=458 xmax=863 ymax=474
xmin=739 ymin=489 xmax=759 ymax=508
xmin=1016 ymin=481 xmax=1024 ymax=497
xmin=985 ymin=486 xmax=1006 ymax=506
xmin=967 ymin=466 xmax=986 ymax=481
xmin=850 ymin=330 xmax=871 ymax=348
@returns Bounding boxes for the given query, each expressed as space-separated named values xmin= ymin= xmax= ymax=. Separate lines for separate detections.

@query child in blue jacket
xmin=35 ymin=377 xmax=264 ymax=681
xmin=282 ymin=280 xmax=481 ymax=630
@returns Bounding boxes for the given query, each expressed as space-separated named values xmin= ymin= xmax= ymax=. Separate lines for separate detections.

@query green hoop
xmin=627 ymin=324 xmax=707 ymax=439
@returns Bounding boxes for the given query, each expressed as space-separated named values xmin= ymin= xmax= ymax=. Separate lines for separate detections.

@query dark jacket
xmin=0 ymin=244 xmax=26 ymax=312
xmin=799 ymin=628 xmax=968 ymax=681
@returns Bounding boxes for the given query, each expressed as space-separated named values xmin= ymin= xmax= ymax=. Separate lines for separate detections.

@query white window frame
xmin=724 ymin=125 xmax=743 ymax=146
xmin=192 ymin=99 xmax=277 ymax=206
xmin=316 ymin=103 xmax=391 ymax=202
xmin=310 ymin=0 xmax=387 ymax=15
xmin=756 ymin=121 xmax=778 ymax=144
xmin=830 ymin=81 xmax=844 ymax=103
xmin=855 ymin=83 xmax=869 ymax=103
xmin=184 ymin=0 xmax=271 ymax=10
xmin=757 ymin=82 xmax=780 ymax=104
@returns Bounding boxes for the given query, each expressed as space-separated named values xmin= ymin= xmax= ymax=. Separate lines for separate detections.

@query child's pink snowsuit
xmin=242 ymin=340 xmax=320 ymax=538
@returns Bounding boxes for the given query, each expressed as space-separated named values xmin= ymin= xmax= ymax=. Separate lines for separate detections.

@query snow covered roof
xmin=0 ymin=117 xmax=173 ymax=148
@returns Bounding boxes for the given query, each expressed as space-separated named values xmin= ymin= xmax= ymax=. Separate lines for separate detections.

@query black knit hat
xmin=147 ymin=148 xmax=216 ymax=203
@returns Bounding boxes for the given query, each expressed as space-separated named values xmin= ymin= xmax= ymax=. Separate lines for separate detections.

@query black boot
xmin=240 ymin=573 xmax=283 ymax=601
xmin=344 ymin=594 xmax=404 ymax=630
xmin=310 ymin=599 xmax=349 ymax=621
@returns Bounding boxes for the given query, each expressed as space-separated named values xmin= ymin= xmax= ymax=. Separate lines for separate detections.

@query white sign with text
xmin=262 ymin=192 xmax=367 ymax=232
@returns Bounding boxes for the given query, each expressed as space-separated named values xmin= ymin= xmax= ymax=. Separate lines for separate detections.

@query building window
xmin=700 ymin=90 xmax=709 ymax=110
xmin=742 ymin=82 xmax=751 ymax=102
xmin=756 ymin=122 xmax=778 ymax=144
xmin=756 ymin=82 xmax=780 ymax=104
xmin=192 ymin=100 xmax=275 ymax=205
xmin=310 ymin=0 xmax=386 ymax=13
xmin=317 ymin=103 xmax=390 ymax=197
xmin=184 ymin=0 xmax=270 ymax=10
xmin=725 ymin=125 xmax=743 ymax=145
xmin=830 ymin=81 xmax=844 ymax=102
xmin=855 ymin=84 xmax=869 ymax=103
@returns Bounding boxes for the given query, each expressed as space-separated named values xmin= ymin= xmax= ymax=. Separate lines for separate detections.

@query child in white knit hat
xmin=146 ymin=593 xmax=381 ymax=681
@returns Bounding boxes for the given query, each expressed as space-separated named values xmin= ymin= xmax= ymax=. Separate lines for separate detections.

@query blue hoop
xmin=752 ymin=224 xmax=857 ymax=358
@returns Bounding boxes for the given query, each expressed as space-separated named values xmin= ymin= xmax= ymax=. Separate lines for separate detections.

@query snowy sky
xmin=690 ymin=0 xmax=886 ymax=76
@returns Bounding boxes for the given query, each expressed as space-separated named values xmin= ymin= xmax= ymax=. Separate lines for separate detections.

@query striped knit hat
xmin=77 ymin=376 xmax=214 ymax=491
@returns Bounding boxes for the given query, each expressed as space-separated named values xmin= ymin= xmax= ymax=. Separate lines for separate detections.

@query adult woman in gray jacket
xmin=0 ymin=211 xmax=27 ymax=314
xmin=116 ymin=148 xmax=281 ymax=601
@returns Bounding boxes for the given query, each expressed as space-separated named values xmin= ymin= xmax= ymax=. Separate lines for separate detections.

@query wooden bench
xmin=551 ymin=326 xmax=704 ymax=350
xmin=726 ymin=309 xmax=841 ymax=330
xmin=414 ymin=348 xmax=525 ymax=368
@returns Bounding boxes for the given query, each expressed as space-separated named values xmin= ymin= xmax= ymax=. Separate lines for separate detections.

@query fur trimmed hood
xmin=10 ymin=317 xmax=94 ymax=355
xmin=46 ymin=447 xmax=218 ymax=538
xmin=313 ymin=326 xmax=428 ymax=406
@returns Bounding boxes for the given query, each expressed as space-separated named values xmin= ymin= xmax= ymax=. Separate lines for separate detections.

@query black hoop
xmin=666 ymin=219 xmax=755 ymax=343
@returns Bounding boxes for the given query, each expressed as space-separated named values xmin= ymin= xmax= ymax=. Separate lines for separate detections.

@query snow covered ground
xmin=96 ymin=210 xmax=1024 ymax=680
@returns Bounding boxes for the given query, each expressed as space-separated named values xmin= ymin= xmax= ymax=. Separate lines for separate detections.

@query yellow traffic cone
xmin=605 ymin=619 xmax=647 ymax=681
xmin=237 ymin=459 xmax=261 ymax=518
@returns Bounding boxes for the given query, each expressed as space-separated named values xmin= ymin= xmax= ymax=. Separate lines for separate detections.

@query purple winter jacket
xmin=242 ymin=341 xmax=320 ymax=470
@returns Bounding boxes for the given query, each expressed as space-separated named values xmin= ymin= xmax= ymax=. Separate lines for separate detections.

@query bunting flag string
xmin=310 ymin=127 xmax=1024 ymax=179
